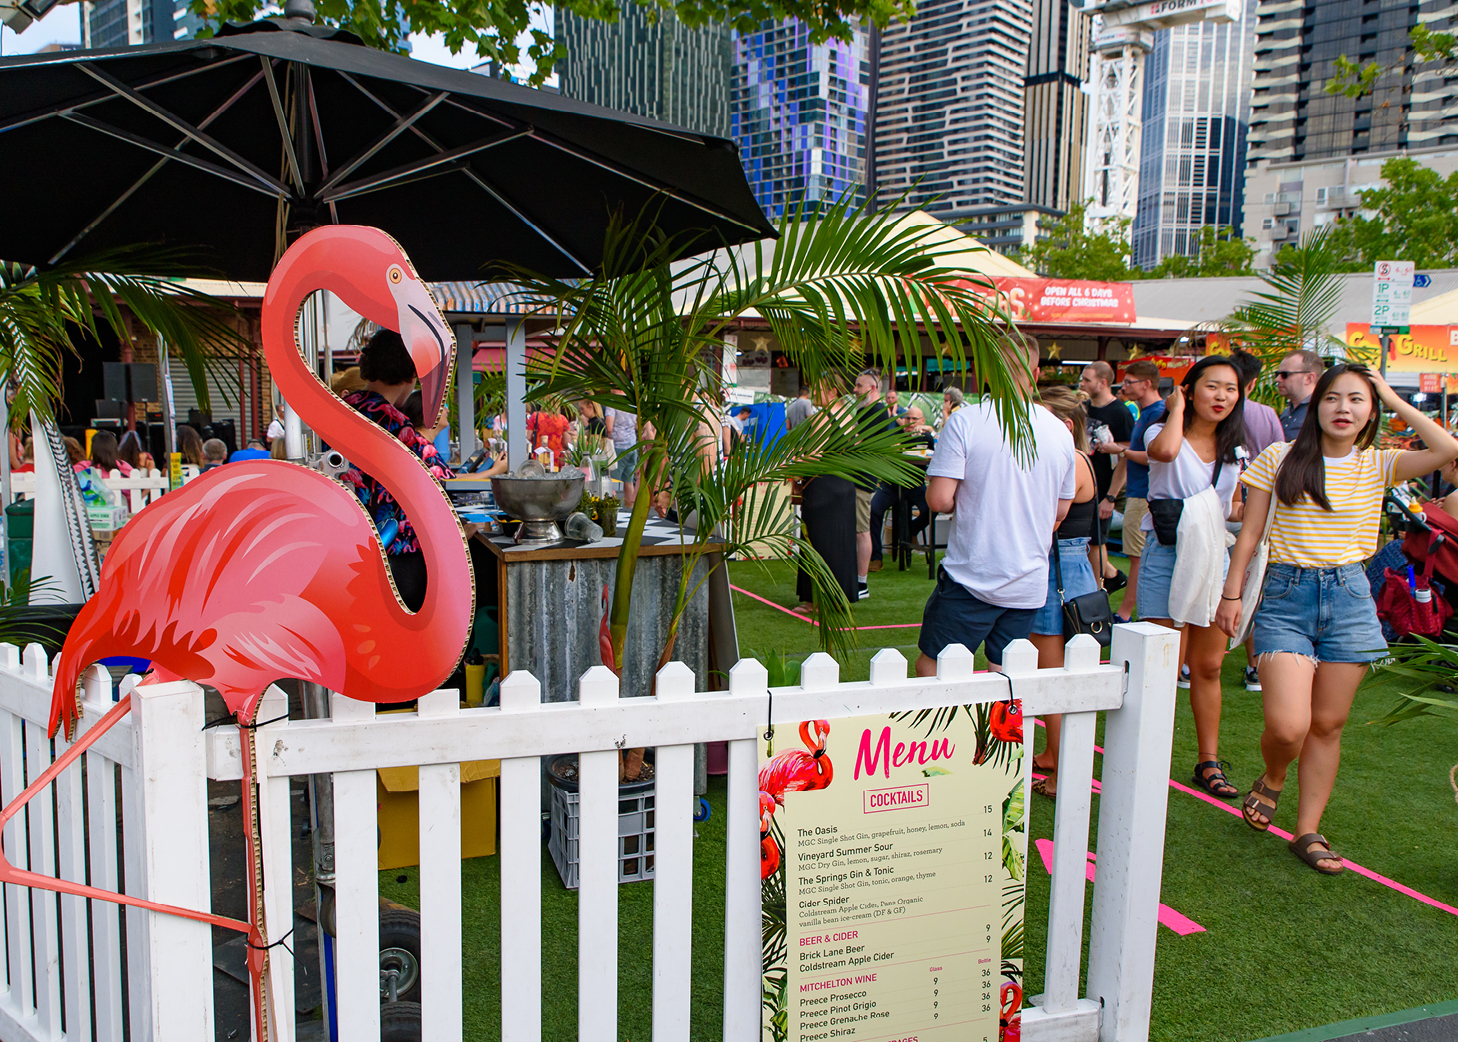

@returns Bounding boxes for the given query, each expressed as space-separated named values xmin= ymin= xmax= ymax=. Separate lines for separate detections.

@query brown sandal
xmin=1289 ymin=833 xmax=1344 ymax=875
xmin=1242 ymin=776 xmax=1282 ymax=832
xmin=1031 ymin=775 xmax=1056 ymax=799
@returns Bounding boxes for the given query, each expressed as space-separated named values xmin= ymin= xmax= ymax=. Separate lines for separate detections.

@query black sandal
xmin=1242 ymin=775 xmax=1282 ymax=831
xmin=1192 ymin=760 xmax=1239 ymax=799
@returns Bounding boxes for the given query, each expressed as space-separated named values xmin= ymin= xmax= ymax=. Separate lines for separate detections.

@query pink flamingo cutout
xmin=16 ymin=225 xmax=473 ymax=1040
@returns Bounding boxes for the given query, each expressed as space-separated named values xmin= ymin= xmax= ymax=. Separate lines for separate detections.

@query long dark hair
xmin=89 ymin=430 xmax=119 ymax=471
xmin=1275 ymin=362 xmax=1380 ymax=510
xmin=1179 ymin=355 xmax=1246 ymax=464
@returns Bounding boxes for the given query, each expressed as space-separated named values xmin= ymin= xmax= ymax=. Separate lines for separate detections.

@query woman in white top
xmin=1139 ymin=356 xmax=1246 ymax=799
xmin=1216 ymin=364 xmax=1458 ymax=874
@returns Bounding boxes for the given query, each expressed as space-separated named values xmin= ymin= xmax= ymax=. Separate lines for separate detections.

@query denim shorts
xmin=919 ymin=567 xmax=1037 ymax=666
xmin=1253 ymin=562 xmax=1388 ymax=664
xmin=1136 ymin=539 xmax=1228 ymax=622
xmin=1031 ymin=537 xmax=1098 ymax=635
xmin=612 ymin=448 xmax=639 ymax=482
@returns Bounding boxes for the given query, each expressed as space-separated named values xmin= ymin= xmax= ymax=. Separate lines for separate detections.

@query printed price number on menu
xmin=760 ymin=708 xmax=1027 ymax=1042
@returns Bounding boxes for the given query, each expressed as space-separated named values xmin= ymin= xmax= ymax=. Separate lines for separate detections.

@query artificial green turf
xmin=380 ymin=553 xmax=1458 ymax=1042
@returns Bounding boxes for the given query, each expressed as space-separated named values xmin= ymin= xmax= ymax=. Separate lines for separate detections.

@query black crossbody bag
xmin=1053 ymin=459 xmax=1115 ymax=646
xmin=1148 ymin=457 xmax=1224 ymax=547
xmin=1052 ymin=531 xmax=1115 ymax=646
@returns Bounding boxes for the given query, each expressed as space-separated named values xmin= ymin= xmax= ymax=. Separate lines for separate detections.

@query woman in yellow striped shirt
xmin=1216 ymin=364 xmax=1458 ymax=874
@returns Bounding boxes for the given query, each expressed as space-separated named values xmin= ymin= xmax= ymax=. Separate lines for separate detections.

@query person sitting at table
xmin=867 ymin=404 xmax=936 ymax=571
xmin=117 ymin=430 xmax=155 ymax=472
xmin=200 ymin=438 xmax=228 ymax=472
xmin=63 ymin=436 xmax=87 ymax=473
xmin=89 ymin=430 xmax=131 ymax=476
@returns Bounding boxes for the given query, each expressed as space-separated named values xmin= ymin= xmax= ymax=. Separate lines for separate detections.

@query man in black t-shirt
xmin=1078 ymin=361 xmax=1133 ymax=588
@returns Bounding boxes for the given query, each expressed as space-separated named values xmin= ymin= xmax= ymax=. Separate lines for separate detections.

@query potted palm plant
xmin=503 ymin=194 xmax=1033 ymax=670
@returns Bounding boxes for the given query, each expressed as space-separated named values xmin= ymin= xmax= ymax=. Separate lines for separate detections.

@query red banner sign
xmin=959 ymin=277 xmax=1137 ymax=325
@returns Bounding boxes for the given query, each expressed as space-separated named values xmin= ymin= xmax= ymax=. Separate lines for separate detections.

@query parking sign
xmin=1372 ymin=260 xmax=1415 ymax=330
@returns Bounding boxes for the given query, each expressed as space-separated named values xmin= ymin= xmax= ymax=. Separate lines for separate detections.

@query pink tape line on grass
xmin=1032 ymin=836 xmax=1205 ymax=935
xmin=728 ymin=584 xmax=922 ymax=630
xmin=1031 ymin=720 xmax=1458 ymax=919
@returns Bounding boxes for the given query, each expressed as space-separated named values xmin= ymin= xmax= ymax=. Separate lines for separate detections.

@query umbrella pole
xmin=455 ymin=324 xmax=476 ymax=466
xmin=505 ymin=318 xmax=528 ymax=471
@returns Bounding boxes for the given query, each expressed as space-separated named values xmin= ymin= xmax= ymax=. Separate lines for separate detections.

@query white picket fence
xmin=0 ymin=622 xmax=1180 ymax=1042
xmin=7 ymin=468 xmax=191 ymax=513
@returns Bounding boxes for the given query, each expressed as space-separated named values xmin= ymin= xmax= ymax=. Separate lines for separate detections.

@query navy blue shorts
xmin=919 ymin=567 xmax=1037 ymax=666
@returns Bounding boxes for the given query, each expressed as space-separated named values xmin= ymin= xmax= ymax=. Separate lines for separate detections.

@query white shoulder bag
xmin=1229 ymin=479 xmax=1280 ymax=649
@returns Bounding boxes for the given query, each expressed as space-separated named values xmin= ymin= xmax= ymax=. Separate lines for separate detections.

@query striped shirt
xmin=1242 ymin=442 xmax=1403 ymax=566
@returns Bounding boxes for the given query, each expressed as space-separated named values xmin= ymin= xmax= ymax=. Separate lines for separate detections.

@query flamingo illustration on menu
xmin=759 ymin=719 xmax=834 ymax=878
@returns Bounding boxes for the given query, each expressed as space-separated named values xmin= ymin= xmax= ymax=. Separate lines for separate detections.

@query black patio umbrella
xmin=0 ymin=7 xmax=775 ymax=280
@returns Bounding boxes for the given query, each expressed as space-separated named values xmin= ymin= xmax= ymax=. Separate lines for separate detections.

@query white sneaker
xmin=857 ymin=582 xmax=869 ymax=601
xmin=1244 ymin=666 xmax=1262 ymax=692
xmin=1176 ymin=665 xmax=1191 ymax=689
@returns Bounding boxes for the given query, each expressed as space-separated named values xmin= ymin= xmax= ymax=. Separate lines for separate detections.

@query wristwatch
xmin=1102 ymin=494 xmax=1117 ymax=504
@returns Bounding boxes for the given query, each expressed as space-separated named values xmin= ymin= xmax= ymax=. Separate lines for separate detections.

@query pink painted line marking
xmin=1033 ymin=837 xmax=1205 ymax=935
xmin=728 ymin=584 xmax=921 ymax=629
xmin=1031 ymin=719 xmax=1458 ymax=918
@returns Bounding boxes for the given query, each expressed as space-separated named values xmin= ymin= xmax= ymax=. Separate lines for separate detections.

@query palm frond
xmin=0 ymin=246 xmax=247 ymax=425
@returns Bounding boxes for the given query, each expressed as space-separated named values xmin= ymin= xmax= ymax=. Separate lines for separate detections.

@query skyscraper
xmin=871 ymin=0 xmax=1034 ymax=216
xmin=557 ymin=8 xmax=733 ymax=137
xmin=731 ymin=20 xmax=870 ymax=216
xmin=1023 ymin=0 xmax=1090 ymax=213
xmin=83 ymin=0 xmax=202 ymax=48
xmin=1243 ymin=0 xmax=1458 ymax=265
xmin=1131 ymin=0 xmax=1256 ymax=269
xmin=1247 ymin=0 xmax=1458 ymax=167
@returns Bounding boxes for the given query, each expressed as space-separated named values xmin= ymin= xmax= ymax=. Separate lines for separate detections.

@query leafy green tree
xmin=189 ymin=0 xmax=913 ymax=86
xmin=1323 ymin=157 xmax=1458 ymax=271
xmin=1141 ymin=225 xmax=1255 ymax=279
xmin=1017 ymin=200 xmax=1133 ymax=281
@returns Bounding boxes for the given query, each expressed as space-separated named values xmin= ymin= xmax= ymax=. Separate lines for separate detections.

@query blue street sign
xmin=1414 ymin=273 xmax=1432 ymax=288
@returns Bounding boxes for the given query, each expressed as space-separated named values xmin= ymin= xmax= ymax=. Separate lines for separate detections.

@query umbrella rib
xmin=0 ymin=53 xmax=253 ymax=136
xmin=321 ymin=128 xmax=531 ymax=202
xmin=527 ymin=127 xmax=766 ymax=236
xmin=61 ymin=112 xmax=282 ymax=200
xmin=76 ymin=63 xmax=290 ymax=197
xmin=48 ymin=68 xmax=269 ymax=266
xmin=456 ymin=169 xmax=594 ymax=276
xmin=333 ymin=72 xmax=592 ymax=275
xmin=317 ymin=91 xmax=449 ymax=196
xmin=258 ymin=58 xmax=305 ymax=195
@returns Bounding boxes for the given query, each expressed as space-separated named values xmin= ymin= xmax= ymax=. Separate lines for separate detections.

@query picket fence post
xmin=577 ymin=665 xmax=621 ymax=1042
xmin=133 ymin=676 xmax=215 ymax=1040
xmin=1087 ymin=622 xmax=1180 ymax=1042
xmin=498 ymin=670 xmax=543 ymax=1042
xmin=723 ymin=657 xmax=767 ymax=1042
xmin=331 ymin=692 xmax=380 ymax=1041
xmin=652 ymin=661 xmax=697 ymax=1042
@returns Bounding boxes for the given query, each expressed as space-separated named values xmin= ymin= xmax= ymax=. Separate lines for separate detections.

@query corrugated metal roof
xmin=428 ymin=282 xmax=559 ymax=316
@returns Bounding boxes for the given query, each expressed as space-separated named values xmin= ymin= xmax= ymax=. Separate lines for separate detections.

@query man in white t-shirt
xmin=915 ymin=343 xmax=1077 ymax=676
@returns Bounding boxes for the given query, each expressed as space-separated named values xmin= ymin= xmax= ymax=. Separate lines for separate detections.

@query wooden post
xmin=1087 ymin=622 xmax=1179 ymax=1042
xmin=133 ymin=675 xmax=215 ymax=1040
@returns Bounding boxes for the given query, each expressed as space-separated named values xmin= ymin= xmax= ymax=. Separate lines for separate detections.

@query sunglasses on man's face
xmin=1274 ymin=370 xmax=1314 ymax=379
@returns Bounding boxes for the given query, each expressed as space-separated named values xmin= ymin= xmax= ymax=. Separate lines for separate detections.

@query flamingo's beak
xmin=390 ymin=270 xmax=454 ymax=428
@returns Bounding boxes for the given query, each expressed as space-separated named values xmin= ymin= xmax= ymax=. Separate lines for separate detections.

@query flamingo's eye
xmin=388 ymin=266 xmax=403 ymax=284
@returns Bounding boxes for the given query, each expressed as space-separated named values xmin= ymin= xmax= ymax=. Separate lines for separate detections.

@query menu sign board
xmin=760 ymin=704 xmax=1027 ymax=1042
